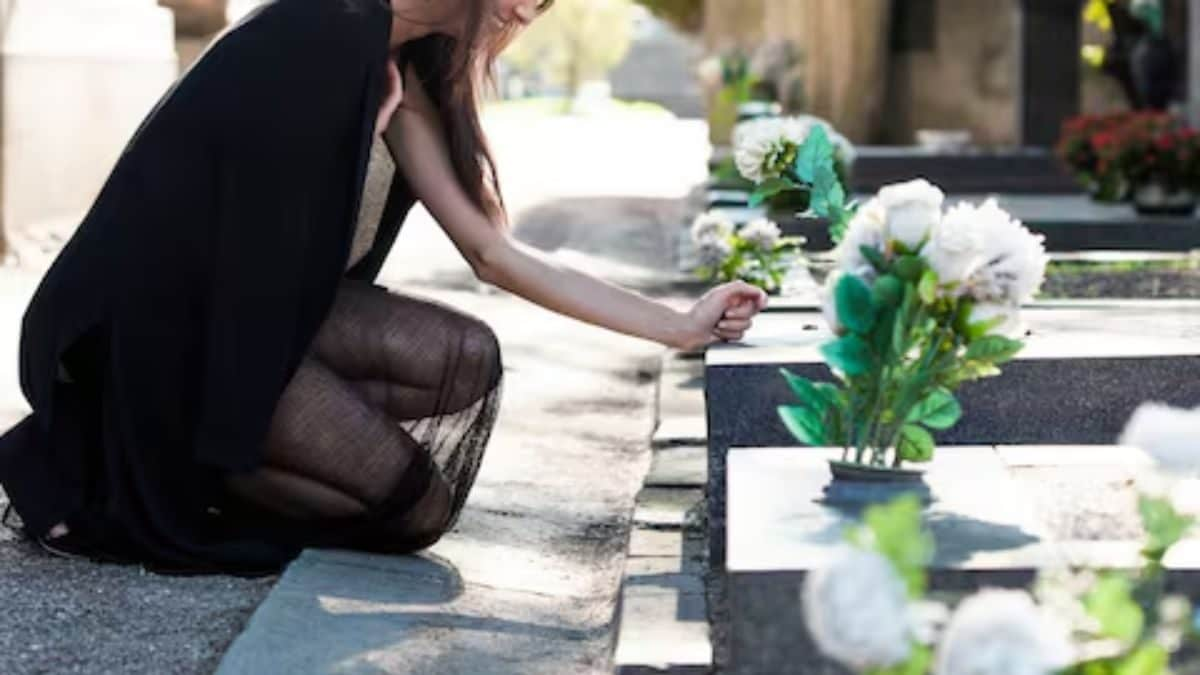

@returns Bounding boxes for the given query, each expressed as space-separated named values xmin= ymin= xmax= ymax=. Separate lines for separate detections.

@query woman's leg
xmin=225 ymin=280 xmax=503 ymax=553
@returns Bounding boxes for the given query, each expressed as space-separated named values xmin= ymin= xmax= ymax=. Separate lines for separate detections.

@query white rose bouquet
xmin=777 ymin=176 xmax=1049 ymax=471
xmin=691 ymin=212 xmax=806 ymax=294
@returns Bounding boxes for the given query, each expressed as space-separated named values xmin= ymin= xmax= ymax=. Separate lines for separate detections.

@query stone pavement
xmin=0 ymin=114 xmax=708 ymax=674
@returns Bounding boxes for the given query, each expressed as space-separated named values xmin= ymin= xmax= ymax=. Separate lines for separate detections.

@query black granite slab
xmin=772 ymin=194 xmax=1200 ymax=252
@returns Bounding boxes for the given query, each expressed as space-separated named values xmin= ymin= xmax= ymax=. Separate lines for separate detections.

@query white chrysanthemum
xmin=935 ymin=590 xmax=1075 ymax=675
xmin=1119 ymin=402 xmax=1200 ymax=474
xmin=835 ymin=198 xmax=887 ymax=278
xmin=964 ymin=199 xmax=1049 ymax=304
xmin=733 ymin=115 xmax=857 ymax=184
xmin=878 ymin=179 xmax=945 ymax=250
xmin=696 ymin=237 xmax=733 ymax=266
xmin=733 ymin=117 xmax=793 ymax=183
xmin=739 ymin=218 xmax=782 ymax=250
xmin=802 ymin=547 xmax=913 ymax=670
xmin=922 ymin=201 xmax=986 ymax=286
xmin=691 ymin=211 xmax=734 ymax=245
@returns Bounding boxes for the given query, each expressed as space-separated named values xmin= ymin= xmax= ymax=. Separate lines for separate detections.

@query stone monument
xmin=1 ymin=0 xmax=177 ymax=266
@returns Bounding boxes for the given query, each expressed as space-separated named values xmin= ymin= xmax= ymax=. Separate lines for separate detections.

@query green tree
xmin=633 ymin=0 xmax=703 ymax=33
xmin=504 ymin=0 xmax=635 ymax=98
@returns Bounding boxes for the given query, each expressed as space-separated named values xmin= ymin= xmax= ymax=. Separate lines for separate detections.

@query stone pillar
xmin=1017 ymin=0 xmax=1083 ymax=146
xmin=2 ymin=0 xmax=176 ymax=264
xmin=1190 ymin=0 xmax=1200 ymax=127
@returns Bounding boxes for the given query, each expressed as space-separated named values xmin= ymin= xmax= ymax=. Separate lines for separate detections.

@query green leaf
xmin=917 ymin=269 xmax=939 ymax=305
xmin=896 ymin=424 xmax=935 ymax=463
xmin=793 ymin=124 xmax=832 ymax=184
xmin=849 ymin=495 xmax=933 ymax=597
xmin=859 ymin=246 xmax=888 ymax=274
xmin=1084 ymin=574 xmax=1144 ymax=646
xmin=1115 ymin=643 xmax=1169 ymax=675
xmin=906 ymin=388 xmax=962 ymax=430
xmin=892 ymin=285 xmax=917 ymax=356
xmin=777 ymin=405 xmax=828 ymax=446
xmin=749 ymin=177 xmax=795 ymax=208
xmin=894 ymin=255 xmax=925 ymax=282
xmin=871 ymin=275 xmax=904 ymax=308
xmin=779 ymin=369 xmax=837 ymax=411
xmin=1138 ymin=495 xmax=1195 ymax=564
xmin=964 ymin=335 xmax=1024 ymax=365
xmin=835 ymin=274 xmax=876 ymax=335
xmin=942 ymin=360 xmax=1002 ymax=388
xmin=821 ymin=335 xmax=873 ymax=376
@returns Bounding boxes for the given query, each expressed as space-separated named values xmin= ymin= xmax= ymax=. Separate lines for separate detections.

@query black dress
xmin=0 ymin=0 xmax=503 ymax=576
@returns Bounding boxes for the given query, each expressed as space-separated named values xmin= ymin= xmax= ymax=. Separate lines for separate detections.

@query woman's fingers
xmin=714 ymin=329 xmax=746 ymax=342
xmin=717 ymin=318 xmax=752 ymax=332
xmin=723 ymin=303 xmax=756 ymax=320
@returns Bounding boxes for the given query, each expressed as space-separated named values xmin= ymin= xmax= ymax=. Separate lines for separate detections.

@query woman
xmin=0 ymin=0 xmax=766 ymax=577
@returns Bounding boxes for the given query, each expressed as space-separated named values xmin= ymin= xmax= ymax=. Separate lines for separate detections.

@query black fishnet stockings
xmin=224 ymin=280 xmax=503 ymax=553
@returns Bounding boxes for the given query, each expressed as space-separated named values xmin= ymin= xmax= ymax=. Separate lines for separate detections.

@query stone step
xmin=646 ymin=446 xmax=707 ymax=489
xmin=652 ymin=415 xmax=707 ymax=449
xmin=612 ymin=530 xmax=711 ymax=675
xmin=656 ymin=354 xmax=705 ymax=421
xmin=633 ymin=487 xmax=704 ymax=531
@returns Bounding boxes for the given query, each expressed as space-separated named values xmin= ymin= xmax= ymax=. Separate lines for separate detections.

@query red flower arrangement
xmin=1057 ymin=112 xmax=1200 ymax=201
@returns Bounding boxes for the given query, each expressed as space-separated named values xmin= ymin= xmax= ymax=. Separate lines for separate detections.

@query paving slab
xmin=705 ymin=303 xmax=1200 ymax=569
xmin=613 ymin=530 xmax=710 ymax=675
xmin=652 ymin=415 xmax=707 ymax=449
xmin=723 ymin=446 xmax=1200 ymax=674
xmin=656 ymin=354 xmax=705 ymax=421
xmin=633 ymin=488 xmax=704 ymax=531
xmin=646 ymin=446 xmax=707 ymax=489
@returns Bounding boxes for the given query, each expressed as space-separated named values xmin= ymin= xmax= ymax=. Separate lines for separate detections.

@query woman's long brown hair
xmin=386 ymin=0 xmax=529 ymax=226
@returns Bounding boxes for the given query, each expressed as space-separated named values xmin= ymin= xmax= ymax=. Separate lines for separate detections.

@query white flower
xmin=820 ymin=270 xmax=844 ymax=333
xmin=696 ymin=57 xmax=724 ymax=90
xmin=922 ymin=201 xmax=986 ymax=286
xmin=1119 ymin=402 xmax=1200 ymax=474
xmin=733 ymin=117 xmax=793 ymax=183
xmin=696 ymin=237 xmax=733 ymax=266
xmin=835 ymin=198 xmax=887 ymax=278
xmin=691 ymin=211 xmax=734 ymax=245
xmin=968 ymin=302 xmax=1023 ymax=337
xmin=935 ymin=589 xmax=1075 ymax=675
xmin=964 ymin=199 xmax=1048 ymax=304
xmin=733 ymin=115 xmax=857 ymax=184
xmin=739 ymin=218 xmax=782 ymax=250
xmin=802 ymin=547 xmax=914 ymax=670
xmin=878 ymin=179 xmax=945 ymax=249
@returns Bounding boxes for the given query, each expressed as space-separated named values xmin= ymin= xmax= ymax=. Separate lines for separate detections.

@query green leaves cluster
xmin=778 ymin=257 xmax=1023 ymax=467
xmin=748 ymin=125 xmax=855 ymax=241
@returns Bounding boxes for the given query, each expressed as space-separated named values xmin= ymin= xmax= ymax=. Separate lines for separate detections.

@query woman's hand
xmin=375 ymin=58 xmax=404 ymax=137
xmin=678 ymin=282 xmax=769 ymax=351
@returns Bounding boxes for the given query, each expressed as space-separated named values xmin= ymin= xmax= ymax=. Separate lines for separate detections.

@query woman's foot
xmin=37 ymin=521 xmax=93 ymax=561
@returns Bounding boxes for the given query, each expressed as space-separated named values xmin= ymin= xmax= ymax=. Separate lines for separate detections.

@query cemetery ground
xmin=0 ymin=114 xmax=710 ymax=674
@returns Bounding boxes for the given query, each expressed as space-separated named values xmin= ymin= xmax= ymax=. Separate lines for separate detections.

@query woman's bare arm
xmin=381 ymin=62 xmax=765 ymax=350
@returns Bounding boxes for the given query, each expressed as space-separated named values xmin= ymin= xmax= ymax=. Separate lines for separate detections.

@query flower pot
xmin=822 ymin=460 xmax=932 ymax=507
xmin=828 ymin=460 xmax=925 ymax=483
xmin=1132 ymin=182 xmax=1198 ymax=216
